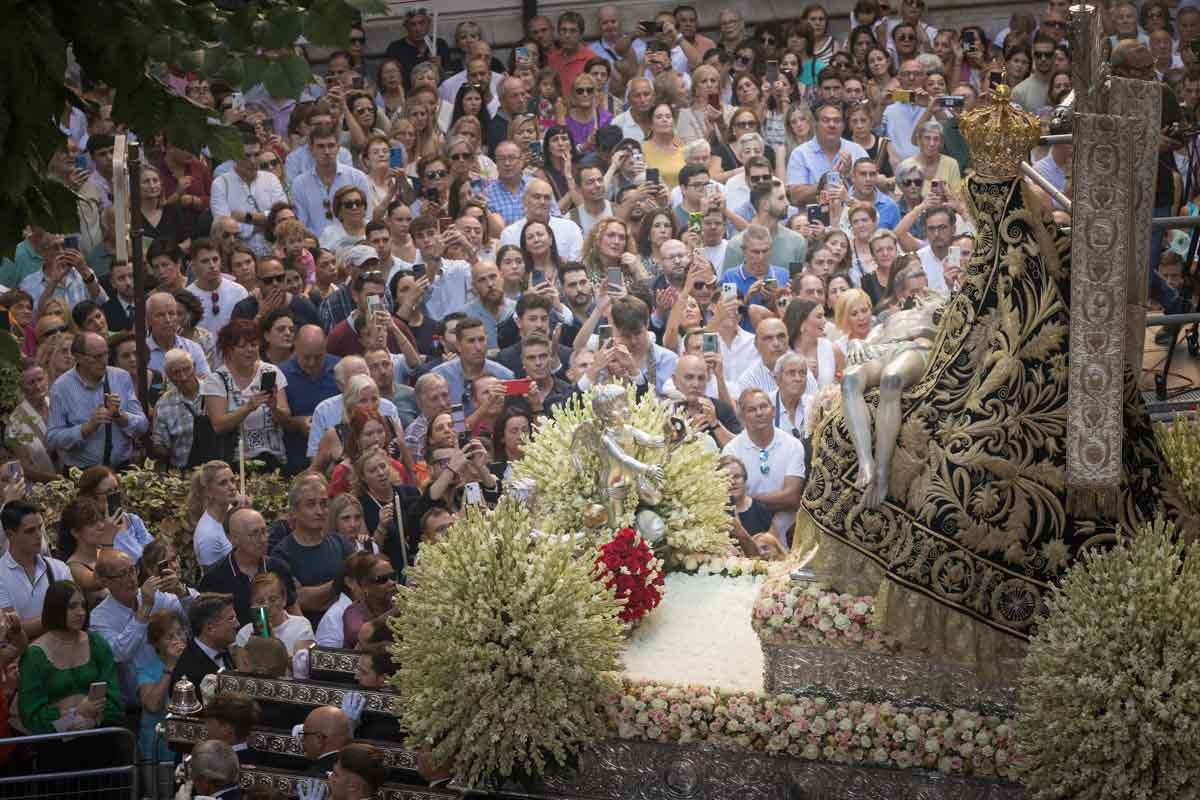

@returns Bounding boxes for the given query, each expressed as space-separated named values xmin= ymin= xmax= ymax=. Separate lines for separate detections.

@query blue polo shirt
xmin=280 ymin=354 xmax=339 ymax=472
xmin=719 ymin=264 xmax=791 ymax=332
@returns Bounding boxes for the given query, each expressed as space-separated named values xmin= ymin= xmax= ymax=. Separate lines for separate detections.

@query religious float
xmin=383 ymin=6 xmax=1190 ymax=797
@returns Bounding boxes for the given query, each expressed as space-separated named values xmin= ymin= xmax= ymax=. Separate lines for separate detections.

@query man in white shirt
xmin=187 ymin=239 xmax=249 ymax=335
xmin=1033 ymin=140 xmax=1072 ymax=207
xmin=569 ymin=164 xmax=613 ymax=237
xmin=610 ymin=78 xmax=655 ymax=141
xmin=0 ymin=501 xmax=71 ymax=639
xmin=210 ymin=129 xmax=288 ymax=258
xmin=498 ymin=179 xmax=584 ymax=260
xmin=729 ymin=317 xmax=790 ymax=399
xmin=411 ymin=217 xmax=473 ymax=321
xmin=722 ymin=388 xmax=806 ymax=542
xmin=91 ymin=548 xmax=183 ymax=704
xmin=437 ymin=43 xmax=504 ymax=109
xmin=914 ymin=205 xmax=955 ymax=293
xmin=881 ymin=60 xmax=929 ymax=163
xmin=786 ymin=102 xmax=869 ymax=207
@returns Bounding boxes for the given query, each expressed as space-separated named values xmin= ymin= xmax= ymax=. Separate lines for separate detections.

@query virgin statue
xmin=795 ymin=82 xmax=1176 ymax=679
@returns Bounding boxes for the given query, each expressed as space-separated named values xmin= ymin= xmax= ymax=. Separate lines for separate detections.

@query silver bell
xmin=166 ymin=677 xmax=203 ymax=716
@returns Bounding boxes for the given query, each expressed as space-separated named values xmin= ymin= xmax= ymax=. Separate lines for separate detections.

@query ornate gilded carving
xmin=959 ymin=85 xmax=1043 ymax=179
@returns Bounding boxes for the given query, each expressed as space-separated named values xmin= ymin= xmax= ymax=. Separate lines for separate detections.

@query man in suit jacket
xmin=172 ymin=593 xmax=240 ymax=689
xmin=301 ymin=706 xmax=353 ymax=777
xmin=102 ymin=261 xmax=136 ymax=332
xmin=191 ymin=740 xmax=243 ymax=800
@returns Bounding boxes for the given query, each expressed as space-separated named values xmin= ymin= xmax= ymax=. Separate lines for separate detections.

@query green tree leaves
xmin=0 ymin=0 xmax=384 ymax=259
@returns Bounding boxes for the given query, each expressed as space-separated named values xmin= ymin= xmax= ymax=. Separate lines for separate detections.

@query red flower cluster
xmin=595 ymin=528 xmax=665 ymax=624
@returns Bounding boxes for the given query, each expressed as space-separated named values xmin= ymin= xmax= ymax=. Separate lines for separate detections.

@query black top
xmin=197 ymin=553 xmax=298 ymax=625
xmin=736 ymin=498 xmax=774 ymax=536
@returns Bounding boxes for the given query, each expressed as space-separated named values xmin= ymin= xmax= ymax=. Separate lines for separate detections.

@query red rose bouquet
xmin=595 ymin=528 xmax=665 ymax=625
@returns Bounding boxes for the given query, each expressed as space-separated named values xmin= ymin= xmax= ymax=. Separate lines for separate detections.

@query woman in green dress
xmin=18 ymin=580 xmax=125 ymax=770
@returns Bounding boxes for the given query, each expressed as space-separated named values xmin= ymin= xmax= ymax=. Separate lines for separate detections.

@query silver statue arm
xmin=601 ymin=432 xmax=659 ymax=475
xmin=630 ymin=427 xmax=666 ymax=448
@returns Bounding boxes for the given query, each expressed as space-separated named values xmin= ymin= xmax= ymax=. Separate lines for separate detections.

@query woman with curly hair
xmin=581 ymin=216 xmax=644 ymax=288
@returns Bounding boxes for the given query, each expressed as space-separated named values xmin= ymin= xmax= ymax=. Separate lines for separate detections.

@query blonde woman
xmin=404 ymin=102 xmax=443 ymax=164
xmin=677 ymin=65 xmax=729 ymax=142
xmin=833 ymin=287 xmax=874 ymax=344
xmin=187 ymin=460 xmax=238 ymax=570
xmin=38 ymin=331 xmax=75 ymax=384
xmin=447 ymin=116 xmax=497 ymax=180
xmin=784 ymin=105 xmax=816 ymax=164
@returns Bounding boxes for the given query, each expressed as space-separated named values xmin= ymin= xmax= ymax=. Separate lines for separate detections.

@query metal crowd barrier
xmin=0 ymin=727 xmax=138 ymax=800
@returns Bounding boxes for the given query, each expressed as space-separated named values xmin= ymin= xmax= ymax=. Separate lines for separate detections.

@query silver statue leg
xmin=867 ymin=350 xmax=927 ymax=508
xmin=842 ymin=360 xmax=883 ymax=495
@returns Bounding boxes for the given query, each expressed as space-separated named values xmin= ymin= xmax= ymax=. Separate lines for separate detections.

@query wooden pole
xmin=129 ymin=142 xmax=149 ymax=411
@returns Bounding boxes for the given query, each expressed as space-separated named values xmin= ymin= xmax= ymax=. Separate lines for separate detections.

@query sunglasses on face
xmin=259 ymin=273 xmax=287 ymax=285
xmin=341 ymin=199 xmax=365 ymax=210
xmin=575 ymin=87 xmax=596 ymax=94
xmin=370 ymin=571 xmax=398 ymax=585
xmin=900 ymin=178 xmax=923 ymax=187
xmin=425 ymin=169 xmax=449 ymax=179
xmin=448 ymin=152 xmax=472 ymax=161
xmin=351 ymin=36 xmax=366 ymax=44
xmin=693 ymin=280 xmax=717 ymax=290
xmin=258 ymin=158 xmax=279 ymax=169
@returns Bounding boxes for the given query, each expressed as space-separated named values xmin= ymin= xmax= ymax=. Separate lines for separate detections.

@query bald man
xmin=145 ymin=291 xmax=211 ymax=376
xmin=671 ymin=354 xmax=741 ymax=447
xmin=497 ymin=178 xmax=584 ymax=260
xmin=90 ymin=548 xmax=184 ymax=704
xmin=301 ymin=706 xmax=354 ymax=776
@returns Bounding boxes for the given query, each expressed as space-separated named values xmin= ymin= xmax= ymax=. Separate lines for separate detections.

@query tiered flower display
xmin=595 ymin=528 xmax=665 ymax=624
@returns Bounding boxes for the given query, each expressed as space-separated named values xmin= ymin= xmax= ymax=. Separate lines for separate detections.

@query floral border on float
xmin=752 ymin=579 xmax=899 ymax=654
xmin=604 ymin=680 xmax=1021 ymax=780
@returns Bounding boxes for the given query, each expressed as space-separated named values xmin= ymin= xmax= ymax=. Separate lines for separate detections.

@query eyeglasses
xmin=448 ymin=152 xmax=473 ymax=161
xmin=749 ymin=174 xmax=772 ymax=183
xmin=350 ymin=36 xmax=366 ymax=44
xmin=574 ymin=87 xmax=596 ymax=94
xmin=734 ymin=120 xmax=758 ymax=129
xmin=693 ymin=280 xmax=717 ymax=290
xmin=258 ymin=158 xmax=279 ymax=169
xmin=340 ymin=199 xmax=365 ymax=210
xmin=1033 ymin=51 xmax=1054 ymax=59
xmin=900 ymin=178 xmax=923 ymax=187
xmin=361 ymin=271 xmax=386 ymax=282
xmin=370 ymin=571 xmax=399 ymax=585
xmin=424 ymin=169 xmax=449 ymax=179
xmin=259 ymin=273 xmax=287 ymax=285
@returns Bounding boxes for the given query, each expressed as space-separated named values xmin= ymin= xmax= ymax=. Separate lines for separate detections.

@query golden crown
xmin=959 ymin=81 xmax=1043 ymax=179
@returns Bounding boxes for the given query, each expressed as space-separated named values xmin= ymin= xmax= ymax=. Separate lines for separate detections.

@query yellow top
xmin=642 ymin=140 xmax=687 ymax=190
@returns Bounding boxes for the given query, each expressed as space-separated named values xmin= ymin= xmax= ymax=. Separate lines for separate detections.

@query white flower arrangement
xmin=606 ymin=680 xmax=1019 ymax=779
xmin=1155 ymin=416 xmax=1200 ymax=520
xmin=1018 ymin=516 xmax=1200 ymax=799
xmin=388 ymin=498 xmax=626 ymax=788
xmin=672 ymin=554 xmax=771 ymax=580
xmin=513 ymin=389 xmax=731 ymax=555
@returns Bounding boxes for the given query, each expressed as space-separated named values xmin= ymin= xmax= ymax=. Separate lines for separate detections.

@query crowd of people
xmin=0 ymin=0 xmax=1191 ymax=794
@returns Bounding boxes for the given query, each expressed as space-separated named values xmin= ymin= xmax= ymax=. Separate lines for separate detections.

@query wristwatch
xmin=243 ymin=211 xmax=254 ymax=224
xmin=83 ymin=273 xmax=96 ymax=283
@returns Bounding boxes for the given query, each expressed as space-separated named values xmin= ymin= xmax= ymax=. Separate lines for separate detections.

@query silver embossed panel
xmin=761 ymin=643 xmax=1016 ymax=717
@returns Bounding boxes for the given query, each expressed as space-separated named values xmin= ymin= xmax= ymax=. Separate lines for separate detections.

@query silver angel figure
xmin=572 ymin=383 xmax=667 ymax=523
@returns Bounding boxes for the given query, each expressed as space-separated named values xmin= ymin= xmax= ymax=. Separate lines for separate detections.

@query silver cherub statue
xmin=572 ymin=383 xmax=668 ymax=525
